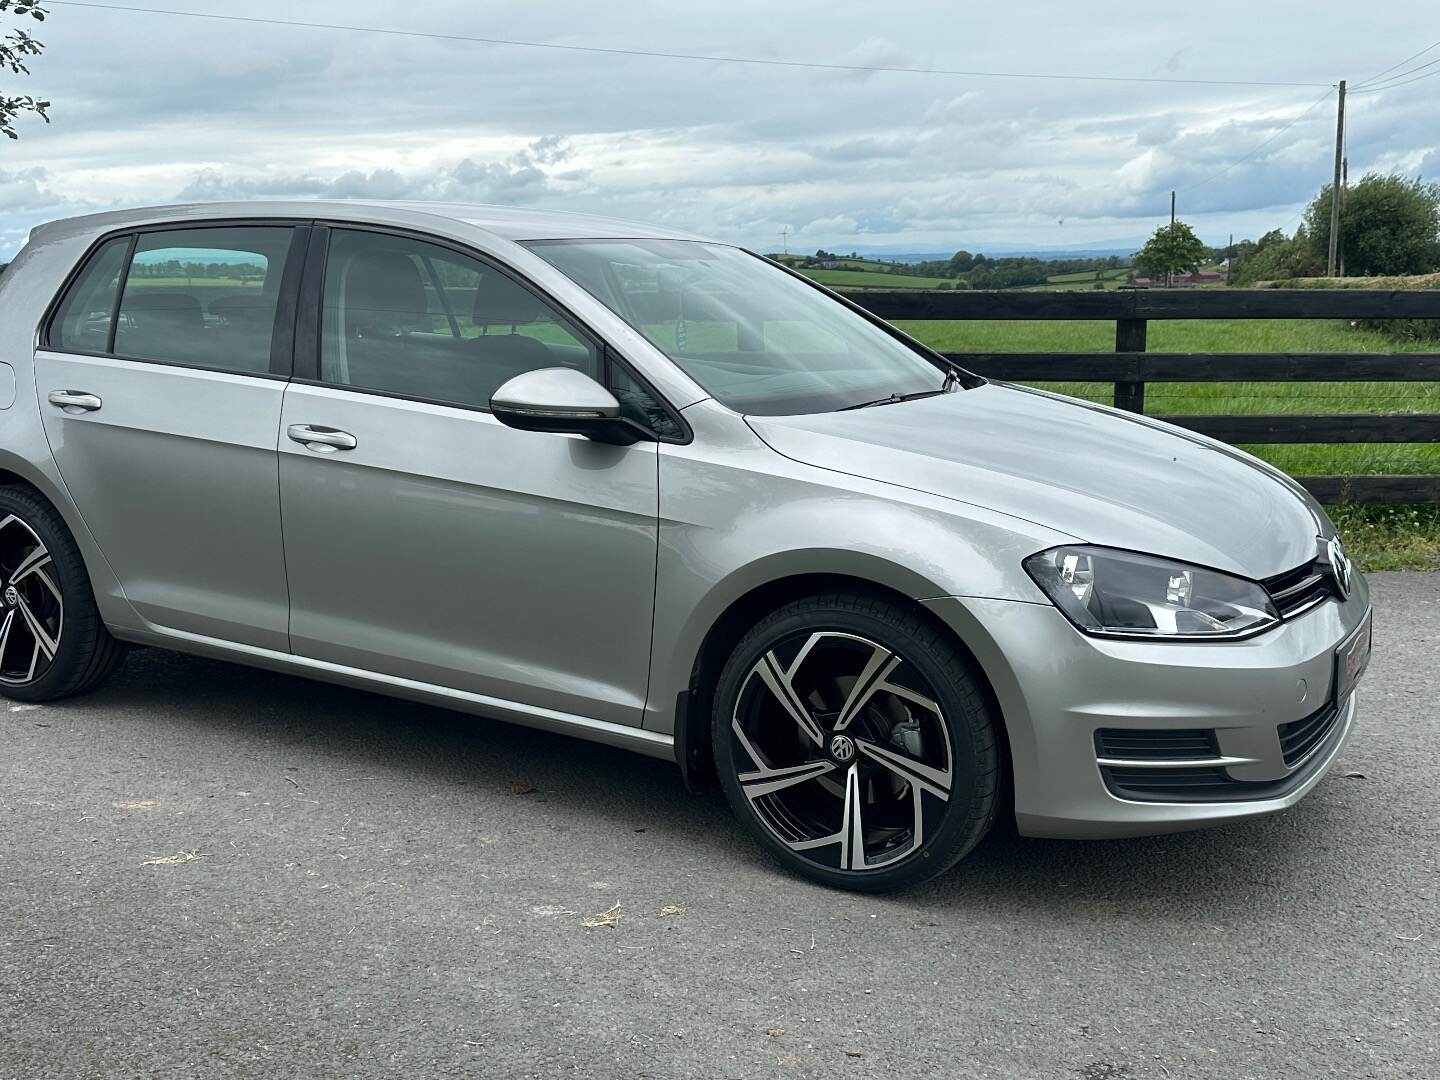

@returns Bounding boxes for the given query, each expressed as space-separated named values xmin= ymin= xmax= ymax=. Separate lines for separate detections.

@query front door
xmin=36 ymin=224 xmax=306 ymax=651
xmin=278 ymin=226 xmax=659 ymax=725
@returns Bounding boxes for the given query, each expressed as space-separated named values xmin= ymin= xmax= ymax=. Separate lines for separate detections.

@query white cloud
xmin=0 ymin=0 xmax=1436 ymax=257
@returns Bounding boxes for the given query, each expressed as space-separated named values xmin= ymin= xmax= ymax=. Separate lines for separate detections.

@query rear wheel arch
xmin=0 ymin=455 xmax=133 ymax=632
xmin=677 ymin=571 xmax=1013 ymax=804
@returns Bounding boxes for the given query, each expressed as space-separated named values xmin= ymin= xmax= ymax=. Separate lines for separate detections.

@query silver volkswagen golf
xmin=0 ymin=202 xmax=1371 ymax=891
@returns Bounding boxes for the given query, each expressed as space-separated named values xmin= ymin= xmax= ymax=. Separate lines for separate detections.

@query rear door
xmin=277 ymin=225 xmax=662 ymax=725
xmin=36 ymin=223 xmax=307 ymax=650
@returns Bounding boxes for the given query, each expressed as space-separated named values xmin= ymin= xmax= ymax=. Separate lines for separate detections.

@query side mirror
xmin=490 ymin=367 xmax=643 ymax=446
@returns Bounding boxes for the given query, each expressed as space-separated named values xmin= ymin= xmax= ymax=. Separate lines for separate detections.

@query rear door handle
xmin=287 ymin=424 xmax=357 ymax=453
xmin=47 ymin=390 xmax=103 ymax=414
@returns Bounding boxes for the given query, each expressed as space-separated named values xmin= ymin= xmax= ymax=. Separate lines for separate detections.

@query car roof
xmin=30 ymin=200 xmax=716 ymax=246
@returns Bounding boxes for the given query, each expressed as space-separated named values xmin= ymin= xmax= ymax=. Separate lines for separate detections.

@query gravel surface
xmin=2 ymin=572 xmax=1436 ymax=1079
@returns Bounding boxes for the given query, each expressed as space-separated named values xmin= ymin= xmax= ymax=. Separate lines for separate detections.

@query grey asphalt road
xmin=2 ymin=574 xmax=1436 ymax=1080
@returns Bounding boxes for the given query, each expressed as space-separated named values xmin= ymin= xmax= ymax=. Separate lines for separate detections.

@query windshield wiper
xmin=841 ymin=364 xmax=965 ymax=411
xmin=840 ymin=388 xmax=947 ymax=411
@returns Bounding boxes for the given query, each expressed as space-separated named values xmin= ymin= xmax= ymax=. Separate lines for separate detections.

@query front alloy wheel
xmin=714 ymin=593 xmax=1000 ymax=892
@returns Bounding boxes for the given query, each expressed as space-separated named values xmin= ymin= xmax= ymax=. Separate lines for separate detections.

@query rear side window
xmin=49 ymin=236 xmax=129 ymax=353
xmin=113 ymin=227 xmax=294 ymax=373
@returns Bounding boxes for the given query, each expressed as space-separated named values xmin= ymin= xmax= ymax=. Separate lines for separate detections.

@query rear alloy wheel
xmin=713 ymin=593 xmax=1000 ymax=892
xmin=0 ymin=486 xmax=124 ymax=702
xmin=0 ymin=513 xmax=63 ymax=685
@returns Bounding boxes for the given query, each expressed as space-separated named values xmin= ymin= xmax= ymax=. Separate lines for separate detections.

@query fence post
xmin=1114 ymin=318 xmax=1146 ymax=413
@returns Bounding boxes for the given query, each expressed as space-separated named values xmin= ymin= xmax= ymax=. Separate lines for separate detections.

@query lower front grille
xmin=1278 ymin=702 xmax=1340 ymax=767
xmin=1096 ymin=728 xmax=1218 ymax=760
xmin=1098 ymin=699 xmax=1347 ymax=804
xmin=1101 ymin=766 xmax=1244 ymax=802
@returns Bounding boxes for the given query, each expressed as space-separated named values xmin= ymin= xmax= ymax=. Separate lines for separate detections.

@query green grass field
xmin=801 ymin=268 xmax=951 ymax=289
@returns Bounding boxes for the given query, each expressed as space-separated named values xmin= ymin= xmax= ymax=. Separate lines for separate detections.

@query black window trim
xmin=294 ymin=220 xmax=692 ymax=444
xmin=39 ymin=217 xmax=316 ymax=382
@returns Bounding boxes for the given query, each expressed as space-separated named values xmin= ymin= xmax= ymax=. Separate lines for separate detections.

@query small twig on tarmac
xmin=284 ymin=776 xmax=300 ymax=789
xmin=582 ymin=902 xmax=623 ymax=929
xmin=142 ymin=850 xmax=209 ymax=867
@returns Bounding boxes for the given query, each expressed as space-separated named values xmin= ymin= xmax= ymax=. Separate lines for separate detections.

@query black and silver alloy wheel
xmin=714 ymin=593 xmax=1000 ymax=892
xmin=732 ymin=631 xmax=953 ymax=871
xmin=0 ymin=513 xmax=63 ymax=685
xmin=0 ymin=486 xmax=125 ymax=702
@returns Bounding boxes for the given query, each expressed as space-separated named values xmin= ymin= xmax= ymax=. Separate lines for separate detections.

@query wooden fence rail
xmin=848 ymin=288 xmax=1440 ymax=505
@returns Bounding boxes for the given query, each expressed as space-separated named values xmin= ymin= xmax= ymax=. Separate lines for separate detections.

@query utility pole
xmin=1227 ymin=233 xmax=1233 ymax=284
xmin=1170 ymin=190 xmax=1176 ymax=226
xmin=1326 ymin=80 xmax=1346 ymax=276
xmin=1339 ymin=156 xmax=1348 ymax=276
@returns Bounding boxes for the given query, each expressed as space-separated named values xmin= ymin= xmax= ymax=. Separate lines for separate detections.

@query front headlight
xmin=1023 ymin=546 xmax=1279 ymax=640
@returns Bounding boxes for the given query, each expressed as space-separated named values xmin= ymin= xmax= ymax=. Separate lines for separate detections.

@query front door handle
xmin=47 ymin=390 xmax=103 ymax=414
xmin=287 ymin=424 xmax=357 ymax=453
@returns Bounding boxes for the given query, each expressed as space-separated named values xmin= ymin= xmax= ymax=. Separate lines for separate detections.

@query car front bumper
xmin=924 ymin=571 xmax=1371 ymax=839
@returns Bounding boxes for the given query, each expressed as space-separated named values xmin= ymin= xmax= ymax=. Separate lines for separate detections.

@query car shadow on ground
xmin=82 ymin=646 xmax=1354 ymax=919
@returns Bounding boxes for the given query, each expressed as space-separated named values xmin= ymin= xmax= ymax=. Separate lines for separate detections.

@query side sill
xmin=113 ymin=625 xmax=677 ymax=762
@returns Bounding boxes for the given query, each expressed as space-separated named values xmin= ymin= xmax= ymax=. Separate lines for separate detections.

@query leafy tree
xmin=1134 ymin=221 xmax=1209 ymax=283
xmin=1229 ymin=227 xmax=1322 ymax=286
xmin=1304 ymin=173 xmax=1440 ymax=277
xmin=947 ymin=250 xmax=974 ymax=274
xmin=0 ymin=1 xmax=47 ymax=140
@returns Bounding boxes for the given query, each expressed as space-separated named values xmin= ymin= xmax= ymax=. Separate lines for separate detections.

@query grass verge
xmin=1327 ymin=504 xmax=1440 ymax=572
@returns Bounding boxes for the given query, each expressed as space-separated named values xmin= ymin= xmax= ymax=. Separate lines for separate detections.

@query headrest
xmin=472 ymin=272 xmax=546 ymax=326
xmin=344 ymin=251 xmax=426 ymax=328
xmin=209 ymin=294 xmax=269 ymax=322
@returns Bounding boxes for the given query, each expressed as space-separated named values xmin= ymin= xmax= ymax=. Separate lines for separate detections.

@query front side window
xmin=319 ymin=229 xmax=599 ymax=411
xmin=524 ymin=239 xmax=951 ymax=416
xmin=114 ymin=226 xmax=294 ymax=373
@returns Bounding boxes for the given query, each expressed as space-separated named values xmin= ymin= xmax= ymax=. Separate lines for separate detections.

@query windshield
xmin=523 ymin=239 xmax=955 ymax=415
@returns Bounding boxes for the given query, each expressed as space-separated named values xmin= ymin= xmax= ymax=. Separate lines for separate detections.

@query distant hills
xmin=825 ymin=241 xmax=1144 ymax=264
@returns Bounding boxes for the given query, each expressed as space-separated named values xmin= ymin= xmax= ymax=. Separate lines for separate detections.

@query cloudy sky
xmin=1 ymin=0 xmax=1436 ymax=258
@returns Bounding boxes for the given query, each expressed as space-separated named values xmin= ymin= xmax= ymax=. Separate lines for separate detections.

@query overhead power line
xmin=1354 ymin=39 xmax=1440 ymax=87
xmin=1351 ymin=57 xmax=1440 ymax=94
xmin=45 ymin=0 xmax=1336 ymax=89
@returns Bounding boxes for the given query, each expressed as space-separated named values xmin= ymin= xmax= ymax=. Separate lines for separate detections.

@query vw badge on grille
xmin=1326 ymin=537 xmax=1352 ymax=599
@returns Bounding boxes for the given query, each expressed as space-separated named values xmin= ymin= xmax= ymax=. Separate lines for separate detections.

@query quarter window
xmin=113 ymin=226 xmax=295 ymax=373
xmin=319 ymin=229 xmax=599 ymax=410
xmin=48 ymin=236 xmax=129 ymax=353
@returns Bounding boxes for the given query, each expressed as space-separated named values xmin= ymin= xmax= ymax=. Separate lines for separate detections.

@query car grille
xmin=1095 ymin=728 xmax=1218 ymax=760
xmin=1263 ymin=559 xmax=1336 ymax=619
xmin=1278 ymin=701 xmax=1341 ymax=768
xmin=1097 ymin=698 xmax=1346 ymax=803
xmin=1101 ymin=765 xmax=1244 ymax=801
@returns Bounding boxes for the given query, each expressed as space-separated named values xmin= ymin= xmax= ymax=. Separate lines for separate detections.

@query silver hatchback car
xmin=0 ymin=202 xmax=1371 ymax=891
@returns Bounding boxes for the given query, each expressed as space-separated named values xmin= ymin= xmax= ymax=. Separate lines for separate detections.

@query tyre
xmin=712 ymin=591 xmax=1001 ymax=892
xmin=0 ymin=485 xmax=125 ymax=702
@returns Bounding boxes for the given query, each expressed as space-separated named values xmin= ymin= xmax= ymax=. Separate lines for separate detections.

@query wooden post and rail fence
xmin=848 ymin=288 xmax=1440 ymax=505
